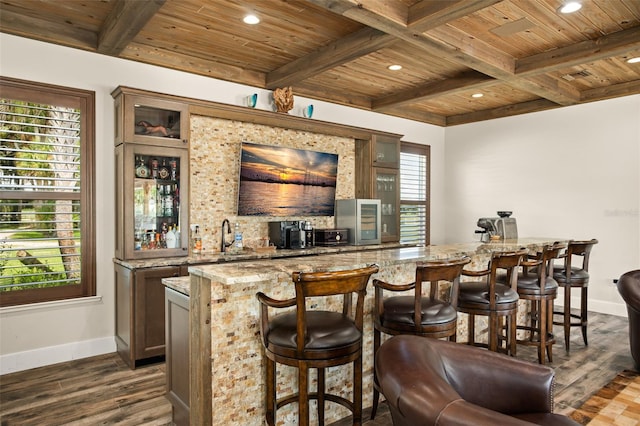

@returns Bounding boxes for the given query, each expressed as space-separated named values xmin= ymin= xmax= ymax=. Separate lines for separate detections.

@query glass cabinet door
xmin=374 ymin=168 xmax=400 ymax=242
xmin=372 ymin=134 xmax=400 ymax=169
xmin=116 ymin=144 xmax=189 ymax=260
xmin=113 ymin=88 xmax=189 ymax=147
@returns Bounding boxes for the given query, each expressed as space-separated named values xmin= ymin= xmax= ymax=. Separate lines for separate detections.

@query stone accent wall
xmin=189 ymin=115 xmax=355 ymax=253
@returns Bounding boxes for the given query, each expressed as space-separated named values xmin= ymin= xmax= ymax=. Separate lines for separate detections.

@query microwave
xmin=335 ymin=199 xmax=381 ymax=245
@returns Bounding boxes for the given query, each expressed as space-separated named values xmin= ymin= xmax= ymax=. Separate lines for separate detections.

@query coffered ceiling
xmin=1 ymin=0 xmax=639 ymax=126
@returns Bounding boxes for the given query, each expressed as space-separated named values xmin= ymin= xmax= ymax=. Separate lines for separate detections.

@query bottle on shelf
xmin=174 ymin=225 xmax=181 ymax=248
xmin=163 ymin=184 xmax=173 ymax=217
xmin=158 ymin=159 xmax=171 ymax=180
xmin=135 ymin=155 xmax=150 ymax=178
xmin=151 ymin=158 xmax=159 ymax=178
xmin=170 ymin=158 xmax=178 ymax=180
xmin=165 ymin=224 xmax=177 ymax=249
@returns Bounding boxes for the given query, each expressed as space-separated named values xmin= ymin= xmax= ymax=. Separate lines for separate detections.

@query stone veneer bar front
xmin=176 ymin=238 xmax=567 ymax=425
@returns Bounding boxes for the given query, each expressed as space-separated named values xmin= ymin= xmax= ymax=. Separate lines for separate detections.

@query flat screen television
xmin=237 ymin=142 xmax=339 ymax=216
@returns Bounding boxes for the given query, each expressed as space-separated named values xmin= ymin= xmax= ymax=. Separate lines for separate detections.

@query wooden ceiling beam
xmin=372 ymin=71 xmax=495 ymax=110
xmin=119 ymin=43 xmax=266 ymax=88
xmin=266 ymin=27 xmax=396 ymax=89
xmin=379 ymin=107 xmax=448 ymax=127
xmin=97 ymin=0 xmax=166 ymax=55
xmin=0 ymin=9 xmax=96 ymax=50
xmin=516 ymin=26 xmax=640 ymax=76
xmin=445 ymin=99 xmax=560 ymax=126
xmin=580 ymin=79 xmax=640 ymax=102
xmin=408 ymin=0 xmax=503 ymax=32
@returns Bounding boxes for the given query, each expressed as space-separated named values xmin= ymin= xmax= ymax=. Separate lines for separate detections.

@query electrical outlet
xmin=190 ymin=224 xmax=199 ymax=233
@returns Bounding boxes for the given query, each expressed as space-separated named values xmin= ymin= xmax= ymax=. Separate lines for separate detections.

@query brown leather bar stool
xmin=457 ymin=248 xmax=527 ymax=355
xmin=256 ymin=264 xmax=379 ymax=426
xmin=370 ymin=256 xmax=471 ymax=419
xmin=512 ymin=242 xmax=566 ymax=364
xmin=552 ymin=239 xmax=598 ymax=351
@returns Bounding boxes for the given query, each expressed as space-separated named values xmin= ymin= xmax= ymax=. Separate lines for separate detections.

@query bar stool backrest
xmin=564 ymin=239 xmax=598 ymax=273
xmin=291 ymin=265 xmax=379 ymax=352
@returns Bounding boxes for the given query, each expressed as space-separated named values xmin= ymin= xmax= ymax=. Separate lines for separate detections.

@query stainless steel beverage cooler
xmin=335 ymin=199 xmax=381 ymax=245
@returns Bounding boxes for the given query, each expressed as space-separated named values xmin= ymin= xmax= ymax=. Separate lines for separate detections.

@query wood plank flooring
xmin=0 ymin=311 xmax=634 ymax=425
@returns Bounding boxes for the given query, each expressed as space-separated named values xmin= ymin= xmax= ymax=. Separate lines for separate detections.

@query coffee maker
xmin=268 ymin=221 xmax=303 ymax=249
xmin=475 ymin=211 xmax=518 ymax=242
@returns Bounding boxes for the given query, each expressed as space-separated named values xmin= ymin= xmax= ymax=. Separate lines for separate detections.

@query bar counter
xmin=176 ymin=238 xmax=565 ymax=425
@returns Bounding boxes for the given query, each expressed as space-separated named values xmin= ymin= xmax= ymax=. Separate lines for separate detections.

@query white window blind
xmin=400 ymin=146 xmax=428 ymax=245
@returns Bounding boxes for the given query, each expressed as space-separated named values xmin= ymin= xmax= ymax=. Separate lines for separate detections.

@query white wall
xmin=0 ymin=34 xmax=444 ymax=373
xmin=2 ymin=33 xmax=637 ymax=373
xmin=444 ymin=96 xmax=640 ymax=315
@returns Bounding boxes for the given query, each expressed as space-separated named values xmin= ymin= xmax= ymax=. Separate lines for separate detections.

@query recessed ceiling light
xmin=243 ymin=14 xmax=260 ymax=25
xmin=388 ymin=65 xmax=402 ymax=71
xmin=627 ymin=57 xmax=640 ymax=64
xmin=558 ymin=2 xmax=582 ymax=14
xmin=471 ymin=93 xmax=484 ymax=98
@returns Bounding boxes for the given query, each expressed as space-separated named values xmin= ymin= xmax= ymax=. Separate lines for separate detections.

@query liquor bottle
xmin=158 ymin=159 xmax=171 ymax=180
xmin=170 ymin=159 xmax=178 ymax=181
xmin=156 ymin=184 xmax=163 ymax=217
xmin=193 ymin=225 xmax=202 ymax=254
xmin=134 ymin=229 xmax=142 ymax=250
xmin=174 ymin=225 xmax=181 ymax=248
xmin=150 ymin=158 xmax=159 ymax=178
xmin=135 ymin=156 xmax=150 ymax=178
xmin=158 ymin=223 xmax=166 ymax=249
xmin=163 ymin=184 xmax=173 ymax=217
xmin=165 ymin=225 xmax=176 ymax=248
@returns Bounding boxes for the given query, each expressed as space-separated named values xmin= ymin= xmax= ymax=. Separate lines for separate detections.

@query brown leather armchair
xmin=375 ymin=335 xmax=579 ymax=425
xmin=617 ymin=270 xmax=640 ymax=370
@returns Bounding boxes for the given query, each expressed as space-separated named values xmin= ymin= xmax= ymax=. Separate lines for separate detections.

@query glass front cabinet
xmin=113 ymin=86 xmax=189 ymax=147
xmin=355 ymin=133 xmax=402 ymax=243
xmin=113 ymin=87 xmax=190 ymax=260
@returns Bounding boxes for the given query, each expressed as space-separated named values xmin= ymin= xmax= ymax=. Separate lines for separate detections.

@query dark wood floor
xmin=0 ymin=311 xmax=634 ymax=426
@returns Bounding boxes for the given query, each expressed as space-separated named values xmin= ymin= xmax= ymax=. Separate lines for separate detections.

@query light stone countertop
xmin=116 ymin=241 xmax=408 ymax=270
xmin=186 ymin=238 xmax=565 ymax=286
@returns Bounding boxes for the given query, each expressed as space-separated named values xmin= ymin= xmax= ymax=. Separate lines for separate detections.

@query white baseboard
xmin=0 ymin=337 xmax=116 ymax=375
xmin=554 ymin=297 xmax=628 ymax=318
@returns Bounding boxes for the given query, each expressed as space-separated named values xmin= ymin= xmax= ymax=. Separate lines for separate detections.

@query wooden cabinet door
xmin=134 ymin=266 xmax=182 ymax=360
xmin=165 ymin=287 xmax=190 ymax=425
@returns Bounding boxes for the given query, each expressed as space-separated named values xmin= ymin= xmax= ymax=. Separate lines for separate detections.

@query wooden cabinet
xmin=115 ymin=264 xmax=188 ymax=368
xmin=355 ymin=133 xmax=401 ymax=243
xmin=165 ymin=287 xmax=190 ymax=425
xmin=113 ymin=87 xmax=190 ymax=261
xmin=113 ymin=86 xmax=189 ymax=147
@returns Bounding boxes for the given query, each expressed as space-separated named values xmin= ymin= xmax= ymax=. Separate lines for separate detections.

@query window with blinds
xmin=400 ymin=143 xmax=430 ymax=245
xmin=0 ymin=78 xmax=95 ymax=307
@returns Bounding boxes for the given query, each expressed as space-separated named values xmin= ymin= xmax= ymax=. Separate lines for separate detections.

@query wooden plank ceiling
xmin=1 ymin=0 xmax=639 ymax=126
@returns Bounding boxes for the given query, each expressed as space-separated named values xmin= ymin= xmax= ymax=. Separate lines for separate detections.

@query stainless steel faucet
xmin=221 ymin=219 xmax=232 ymax=252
